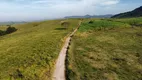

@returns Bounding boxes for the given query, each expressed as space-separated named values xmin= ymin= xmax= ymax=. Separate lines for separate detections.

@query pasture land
xmin=0 ymin=19 xmax=79 ymax=80
xmin=66 ymin=18 xmax=142 ymax=80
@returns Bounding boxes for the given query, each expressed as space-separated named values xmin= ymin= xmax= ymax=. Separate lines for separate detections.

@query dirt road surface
xmin=52 ymin=21 xmax=81 ymax=80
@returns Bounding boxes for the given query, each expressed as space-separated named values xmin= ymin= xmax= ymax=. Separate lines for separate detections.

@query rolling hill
xmin=66 ymin=18 xmax=142 ymax=80
xmin=65 ymin=14 xmax=113 ymax=19
xmin=112 ymin=6 xmax=142 ymax=18
xmin=0 ymin=19 xmax=79 ymax=80
xmin=0 ymin=17 xmax=142 ymax=80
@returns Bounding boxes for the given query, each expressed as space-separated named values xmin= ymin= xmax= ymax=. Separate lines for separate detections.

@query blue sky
xmin=0 ymin=0 xmax=142 ymax=21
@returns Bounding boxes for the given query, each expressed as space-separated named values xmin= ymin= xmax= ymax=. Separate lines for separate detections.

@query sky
xmin=0 ymin=0 xmax=142 ymax=22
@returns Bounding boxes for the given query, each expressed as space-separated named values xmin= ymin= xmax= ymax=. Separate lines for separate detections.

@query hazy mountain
xmin=65 ymin=14 xmax=113 ymax=18
xmin=0 ymin=21 xmax=26 ymax=25
xmin=112 ymin=6 xmax=142 ymax=18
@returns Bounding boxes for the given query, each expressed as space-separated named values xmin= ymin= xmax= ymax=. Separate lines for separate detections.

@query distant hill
xmin=0 ymin=21 xmax=26 ymax=25
xmin=65 ymin=14 xmax=113 ymax=19
xmin=112 ymin=6 xmax=142 ymax=18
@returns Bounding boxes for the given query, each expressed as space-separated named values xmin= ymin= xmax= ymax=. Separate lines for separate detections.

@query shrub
xmin=0 ymin=30 xmax=6 ymax=36
xmin=89 ymin=20 xmax=93 ymax=24
xmin=0 ymin=26 xmax=17 ymax=36
xmin=6 ymin=26 xmax=17 ymax=34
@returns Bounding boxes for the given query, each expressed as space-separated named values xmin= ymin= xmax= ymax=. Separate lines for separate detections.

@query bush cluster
xmin=88 ymin=20 xmax=93 ymax=24
xmin=0 ymin=26 xmax=17 ymax=36
xmin=0 ymin=30 xmax=5 ymax=36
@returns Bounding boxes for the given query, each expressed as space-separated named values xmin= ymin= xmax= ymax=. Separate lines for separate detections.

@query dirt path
xmin=52 ymin=21 xmax=82 ymax=80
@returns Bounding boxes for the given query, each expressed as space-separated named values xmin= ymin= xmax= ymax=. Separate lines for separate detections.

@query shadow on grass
xmin=55 ymin=28 xmax=66 ymax=30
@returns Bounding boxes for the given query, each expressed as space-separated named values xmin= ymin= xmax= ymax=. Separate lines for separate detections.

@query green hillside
xmin=112 ymin=6 xmax=142 ymax=18
xmin=1 ymin=17 xmax=142 ymax=80
xmin=66 ymin=18 xmax=142 ymax=80
xmin=0 ymin=19 xmax=79 ymax=80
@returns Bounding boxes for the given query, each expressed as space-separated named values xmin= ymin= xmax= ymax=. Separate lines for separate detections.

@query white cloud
xmin=0 ymin=0 xmax=121 ymax=21
xmin=101 ymin=0 xmax=120 ymax=5
xmin=43 ymin=0 xmax=120 ymax=17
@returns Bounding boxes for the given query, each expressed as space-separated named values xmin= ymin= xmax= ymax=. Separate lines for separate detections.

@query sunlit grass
xmin=67 ymin=18 xmax=142 ymax=80
xmin=108 ymin=17 xmax=142 ymax=26
xmin=79 ymin=19 xmax=131 ymax=32
xmin=0 ymin=19 xmax=79 ymax=80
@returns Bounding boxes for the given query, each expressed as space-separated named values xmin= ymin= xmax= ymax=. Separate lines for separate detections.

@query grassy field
xmin=66 ymin=18 xmax=142 ymax=80
xmin=106 ymin=17 xmax=142 ymax=27
xmin=0 ymin=19 xmax=79 ymax=80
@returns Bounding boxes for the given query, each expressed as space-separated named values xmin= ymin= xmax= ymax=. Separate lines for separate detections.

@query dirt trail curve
xmin=52 ymin=21 xmax=82 ymax=80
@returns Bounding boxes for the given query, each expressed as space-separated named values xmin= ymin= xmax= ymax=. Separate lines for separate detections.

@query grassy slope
xmin=108 ymin=17 xmax=142 ymax=26
xmin=67 ymin=18 xmax=142 ymax=80
xmin=0 ymin=26 xmax=8 ymax=30
xmin=0 ymin=19 xmax=79 ymax=80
